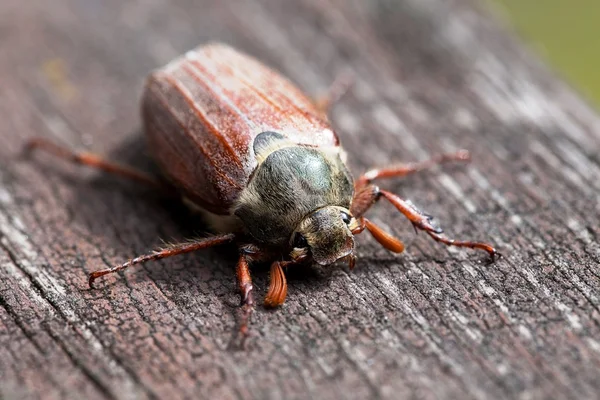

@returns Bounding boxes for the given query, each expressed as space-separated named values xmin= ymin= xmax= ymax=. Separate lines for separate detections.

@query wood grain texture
xmin=1 ymin=0 xmax=600 ymax=399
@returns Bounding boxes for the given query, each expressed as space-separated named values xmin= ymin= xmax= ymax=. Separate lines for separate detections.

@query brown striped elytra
xmin=26 ymin=43 xmax=498 ymax=337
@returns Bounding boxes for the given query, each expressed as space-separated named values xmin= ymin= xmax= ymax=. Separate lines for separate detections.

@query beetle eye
xmin=341 ymin=212 xmax=351 ymax=225
xmin=293 ymin=233 xmax=308 ymax=248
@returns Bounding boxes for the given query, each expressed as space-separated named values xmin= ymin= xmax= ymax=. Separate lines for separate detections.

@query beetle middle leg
xmin=88 ymin=233 xmax=236 ymax=287
xmin=355 ymin=150 xmax=471 ymax=188
xmin=351 ymin=185 xmax=499 ymax=259
xmin=25 ymin=137 xmax=167 ymax=189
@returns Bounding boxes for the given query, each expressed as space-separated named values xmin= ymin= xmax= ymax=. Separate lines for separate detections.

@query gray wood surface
xmin=2 ymin=0 xmax=600 ymax=399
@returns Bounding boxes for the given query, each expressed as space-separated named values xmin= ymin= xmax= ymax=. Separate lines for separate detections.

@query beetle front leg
xmin=351 ymin=185 xmax=499 ymax=259
xmin=356 ymin=150 xmax=471 ymax=189
xmin=236 ymin=254 xmax=255 ymax=337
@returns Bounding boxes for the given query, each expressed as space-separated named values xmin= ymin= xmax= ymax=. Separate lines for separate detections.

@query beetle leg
xmin=88 ymin=233 xmax=236 ymax=287
xmin=356 ymin=150 xmax=471 ymax=189
xmin=25 ymin=137 xmax=166 ymax=189
xmin=314 ymin=72 xmax=354 ymax=114
xmin=351 ymin=185 xmax=499 ymax=259
xmin=236 ymin=254 xmax=254 ymax=338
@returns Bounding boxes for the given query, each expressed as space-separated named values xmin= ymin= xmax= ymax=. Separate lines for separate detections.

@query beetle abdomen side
xmin=143 ymin=72 xmax=248 ymax=214
xmin=142 ymin=43 xmax=342 ymax=215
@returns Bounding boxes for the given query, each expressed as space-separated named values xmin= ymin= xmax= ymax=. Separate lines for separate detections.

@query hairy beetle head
xmin=291 ymin=206 xmax=355 ymax=265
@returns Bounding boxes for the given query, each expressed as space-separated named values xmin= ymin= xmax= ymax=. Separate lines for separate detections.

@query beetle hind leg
xmin=314 ymin=72 xmax=354 ymax=114
xmin=25 ymin=137 xmax=166 ymax=189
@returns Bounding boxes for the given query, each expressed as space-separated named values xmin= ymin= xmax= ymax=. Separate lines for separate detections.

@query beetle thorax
xmin=234 ymin=133 xmax=354 ymax=248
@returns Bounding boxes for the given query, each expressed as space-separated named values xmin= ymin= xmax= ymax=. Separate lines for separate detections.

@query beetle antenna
xmin=264 ymin=261 xmax=289 ymax=308
xmin=363 ymin=218 xmax=405 ymax=253
xmin=88 ymin=233 xmax=236 ymax=287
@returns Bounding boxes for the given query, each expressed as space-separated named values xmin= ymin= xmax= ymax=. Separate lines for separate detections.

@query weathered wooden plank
xmin=1 ymin=0 xmax=600 ymax=399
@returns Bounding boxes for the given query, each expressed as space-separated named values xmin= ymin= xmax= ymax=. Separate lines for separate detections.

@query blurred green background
xmin=491 ymin=0 xmax=600 ymax=108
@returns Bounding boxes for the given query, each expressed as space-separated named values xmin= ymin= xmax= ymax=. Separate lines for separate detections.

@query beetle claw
xmin=412 ymin=217 xmax=443 ymax=235
xmin=88 ymin=274 xmax=96 ymax=289
xmin=485 ymin=249 xmax=502 ymax=264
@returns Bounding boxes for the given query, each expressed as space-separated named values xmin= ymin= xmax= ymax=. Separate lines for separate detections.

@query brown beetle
xmin=27 ymin=43 xmax=498 ymax=334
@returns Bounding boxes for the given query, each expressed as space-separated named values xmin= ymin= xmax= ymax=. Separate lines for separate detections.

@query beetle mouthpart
xmin=290 ymin=247 xmax=309 ymax=262
xmin=312 ymin=234 xmax=354 ymax=266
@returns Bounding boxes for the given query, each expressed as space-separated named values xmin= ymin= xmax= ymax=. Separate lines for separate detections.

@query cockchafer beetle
xmin=27 ymin=43 xmax=498 ymax=335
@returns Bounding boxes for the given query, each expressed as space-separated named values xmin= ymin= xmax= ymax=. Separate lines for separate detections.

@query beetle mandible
xmin=27 ymin=43 xmax=498 ymax=334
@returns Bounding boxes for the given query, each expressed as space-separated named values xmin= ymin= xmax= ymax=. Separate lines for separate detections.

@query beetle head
xmin=290 ymin=206 xmax=355 ymax=265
